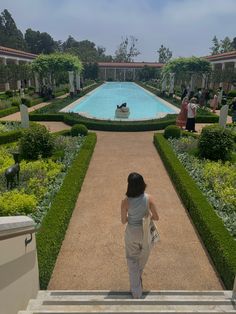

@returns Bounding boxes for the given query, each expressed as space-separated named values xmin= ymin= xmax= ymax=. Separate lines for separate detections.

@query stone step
xmin=18 ymin=310 xmax=236 ymax=314
xmin=37 ymin=290 xmax=231 ymax=299
xmin=18 ymin=290 xmax=236 ymax=314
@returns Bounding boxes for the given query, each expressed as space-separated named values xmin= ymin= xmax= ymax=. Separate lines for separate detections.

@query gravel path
xmin=48 ymin=131 xmax=223 ymax=291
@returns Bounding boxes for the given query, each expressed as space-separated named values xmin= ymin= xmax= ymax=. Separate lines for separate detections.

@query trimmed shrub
xmin=0 ymin=106 xmax=19 ymax=118
xmin=21 ymin=96 xmax=32 ymax=107
xmin=0 ymin=191 xmax=37 ymax=216
xmin=0 ymin=130 xmax=22 ymax=144
xmin=153 ymin=133 xmax=236 ymax=289
xmin=19 ymin=124 xmax=54 ymax=160
xmin=227 ymin=90 xmax=236 ymax=98
xmin=11 ymin=97 xmax=21 ymax=107
xmin=71 ymin=124 xmax=88 ymax=136
xmin=5 ymin=90 xmax=14 ymax=98
xmin=36 ymin=132 xmax=97 ymax=288
xmin=198 ymin=124 xmax=234 ymax=161
xmin=164 ymin=125 xmax=181 ymax=139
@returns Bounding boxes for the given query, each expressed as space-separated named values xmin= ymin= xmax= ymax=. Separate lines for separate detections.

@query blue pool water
xmin=66 ymin=82 xmax=178 ymax=120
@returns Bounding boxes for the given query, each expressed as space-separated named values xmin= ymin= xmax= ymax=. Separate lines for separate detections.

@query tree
xmin=232 ymin=37 xmax=236 ymax=50
xmin=210 ymin=36 xmax=220 ymax=55
xmin=31 ymin=53 xmax=83 ymax=87
xmin=83 ymin=63 xmax=98 ymax=80
xmin=220 ymin=36 xmax=234 ymax=53
xmin=25 ymin=28 xmax=57 ymax=54
xmin=114 ymin=36 xmax=140 ymax=62
xmin=0 ymin=9 xmax=26 ymax=50
xmin=157 ymin=45 xmax=172 ymax=63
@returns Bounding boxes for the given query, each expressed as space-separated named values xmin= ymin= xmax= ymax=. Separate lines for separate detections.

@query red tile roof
xmin=98 ymin=62 xmax=163 ymax=68
xmin=0 ymin=46 xmax=37 ymax=59
xmin=204 ymin=50 xmax=236 ymax=61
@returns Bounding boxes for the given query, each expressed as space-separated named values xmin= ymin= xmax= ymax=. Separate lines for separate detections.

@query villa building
xmin=0 ymin=45 xmax=236 ymax=91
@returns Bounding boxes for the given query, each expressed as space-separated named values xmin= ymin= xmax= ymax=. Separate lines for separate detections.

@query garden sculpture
xmin=5 ymin=152 xmax=20 ymax=189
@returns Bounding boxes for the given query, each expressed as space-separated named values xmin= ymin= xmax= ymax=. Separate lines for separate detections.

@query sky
xmin=1 ymin=0 xmax=236 ymax=61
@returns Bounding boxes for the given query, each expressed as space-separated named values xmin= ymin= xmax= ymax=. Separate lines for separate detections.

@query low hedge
xmin=153 ymin=133 xmax=236 ymax=289
xmin=36 ymin=132 xmax=97 ymax=289
xmin=0 ymin=129 xmax=22 ymax=144
xmin=30 ymin=112 xmax=177 ymax=131
xmin=0 ymin=106 xmax=19 ymax=118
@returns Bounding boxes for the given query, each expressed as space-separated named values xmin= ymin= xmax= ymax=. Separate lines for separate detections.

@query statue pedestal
xmin=115 ymin=108 xmax=130 ymax=119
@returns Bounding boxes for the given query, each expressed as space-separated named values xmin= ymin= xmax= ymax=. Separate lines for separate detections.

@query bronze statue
xmin=5 ymin=152 xmax=20 ymax=189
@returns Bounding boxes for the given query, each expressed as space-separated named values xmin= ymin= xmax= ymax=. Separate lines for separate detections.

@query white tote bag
xmin=142 ymin=212 xmax=160 ymax=248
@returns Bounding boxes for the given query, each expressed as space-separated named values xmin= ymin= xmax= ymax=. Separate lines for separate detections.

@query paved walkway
xmin=48 ymin=131 xmax=223 ymax=291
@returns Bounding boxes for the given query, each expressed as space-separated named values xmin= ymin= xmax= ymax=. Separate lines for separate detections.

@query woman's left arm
xmin=121 ymin=198 xmax=128 ymax=224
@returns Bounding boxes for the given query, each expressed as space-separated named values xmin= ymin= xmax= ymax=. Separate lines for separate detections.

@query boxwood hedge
xmin=153 ymin=133 xmax=236 ymax=289
xmin=0 ymin=129 xmax=22 ymax=144
xmin=36 ymin=132 xmax=97 ymax=289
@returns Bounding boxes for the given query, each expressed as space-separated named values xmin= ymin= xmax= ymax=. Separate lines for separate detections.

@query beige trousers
xmin=125 ymin=224 xmax=151 ymax=298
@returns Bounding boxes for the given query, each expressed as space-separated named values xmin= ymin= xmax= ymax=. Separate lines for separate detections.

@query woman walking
xmin=176 ymin=97 xmax=188 ymax=129
xmin=121 ymin=172 xmax=159 ymax=299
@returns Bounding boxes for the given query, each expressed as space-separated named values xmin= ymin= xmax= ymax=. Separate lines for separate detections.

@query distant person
xmin=181 ymin=87 xmax=188 ymax=101
xmin=121 ymin=172 xmax=159 ymax=299
xmin=176 ymin=97 xmax=188 ymax=129
xmin=186 ymin=97 xmax=198 ymax=132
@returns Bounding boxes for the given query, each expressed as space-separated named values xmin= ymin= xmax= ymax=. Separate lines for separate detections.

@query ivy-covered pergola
xmin=161 ymin=57 xmax=212 ymax=95
xmin=31 ymin=53 xmax=83 ymax=94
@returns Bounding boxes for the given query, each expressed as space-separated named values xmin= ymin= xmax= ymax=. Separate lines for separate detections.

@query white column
xmin=28 ymin=79 xmax=31 ymax=87
xmin=231 ymin=62 xmax=236 ymax=90
xmin=75 ymin=72 xmax=80 ymax=90
xmin=161 ymin=75 xmax=167 ymax=93
xmin=3 ymin=58 xmax=10 ymax=91
xmin=15 ymin=59 xmax=21 ymax=90
xmin=201 ymin=73 xmax=207 ymax=89
xmin=169 ymin=72 xmax=175 ymax=94
xmin=124 ymin=69 xmax=126 ymax=81
xmin=42 ymin=78 xmax=46 ymax=85
xmin=34 ymin=73 xmax=40 ymax=93
xmin=133 ymin=68 xmax=135 ymax=81
xmin=68 ymin=71 xmax=75 ymax=93
xmin=114 ymin=68 xmax=116 ymax=81
xmin=219 ymin=62 xmax=225 ymax=88
xmin=104 ymin=68 xmax=107 ymax=80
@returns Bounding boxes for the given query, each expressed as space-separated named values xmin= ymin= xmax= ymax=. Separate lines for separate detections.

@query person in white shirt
xmin=186 ymin=97 xmax=198 ymax=132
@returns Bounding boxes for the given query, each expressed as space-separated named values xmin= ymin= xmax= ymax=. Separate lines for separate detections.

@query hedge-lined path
xmin=0 ymin=93 xmax=68 ymax=121
xmin=48 ymin=131 xmax=223 ymax=291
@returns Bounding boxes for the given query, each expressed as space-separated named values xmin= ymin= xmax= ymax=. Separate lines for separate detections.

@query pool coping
xmin=60 ymin=82 xmax=180 ymax=121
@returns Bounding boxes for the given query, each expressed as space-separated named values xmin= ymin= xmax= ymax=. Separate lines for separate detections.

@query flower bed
xmin=153 ymin=133 xmax=236 ymax=289
xmin=0 ymin=134 xmax=85 ymax=225
xmin=168 ymin=137 xmax=236 ymax=238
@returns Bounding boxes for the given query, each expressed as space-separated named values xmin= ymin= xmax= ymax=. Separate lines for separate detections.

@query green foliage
xmin=0 ymin=9 xmax=26 ymax=50
xmin=32 ymin=53 xmax=83 ymax=77
xmin=153 ymin=133 xmax=236 ymax=289
xmin=0 ymin=191 xmax=37 ymax=216
xmin=198 ymin=124 xmax=234 ymax=161
xmin=0 ymin=99 xmax=11 ymax=110
xmin=163 ymin=57 xmax=211 ymax=75
xmin=228 ymin=90 xmax=236 ymax=98
xmin=164 ymin=125 xmax=181 ymax=139
xmin=71 ymin=124 xmax=88 ymax=136
xmin=25 ymin=28 xmax=57 ymax=54
xmin=203 ymin=161 xmax=236 ymax=207
xmin=19 ymin=124 xmax=54 ymax=160
xmin=36 ymin=133 xmax=97 ymax=288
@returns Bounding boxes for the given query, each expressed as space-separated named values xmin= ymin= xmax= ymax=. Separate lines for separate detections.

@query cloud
xmin=1 ymin=0 xmax=235 ymax=61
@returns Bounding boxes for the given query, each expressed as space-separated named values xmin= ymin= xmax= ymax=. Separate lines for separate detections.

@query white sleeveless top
xmin=127 ymin=193 xmax=148 ymax=226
